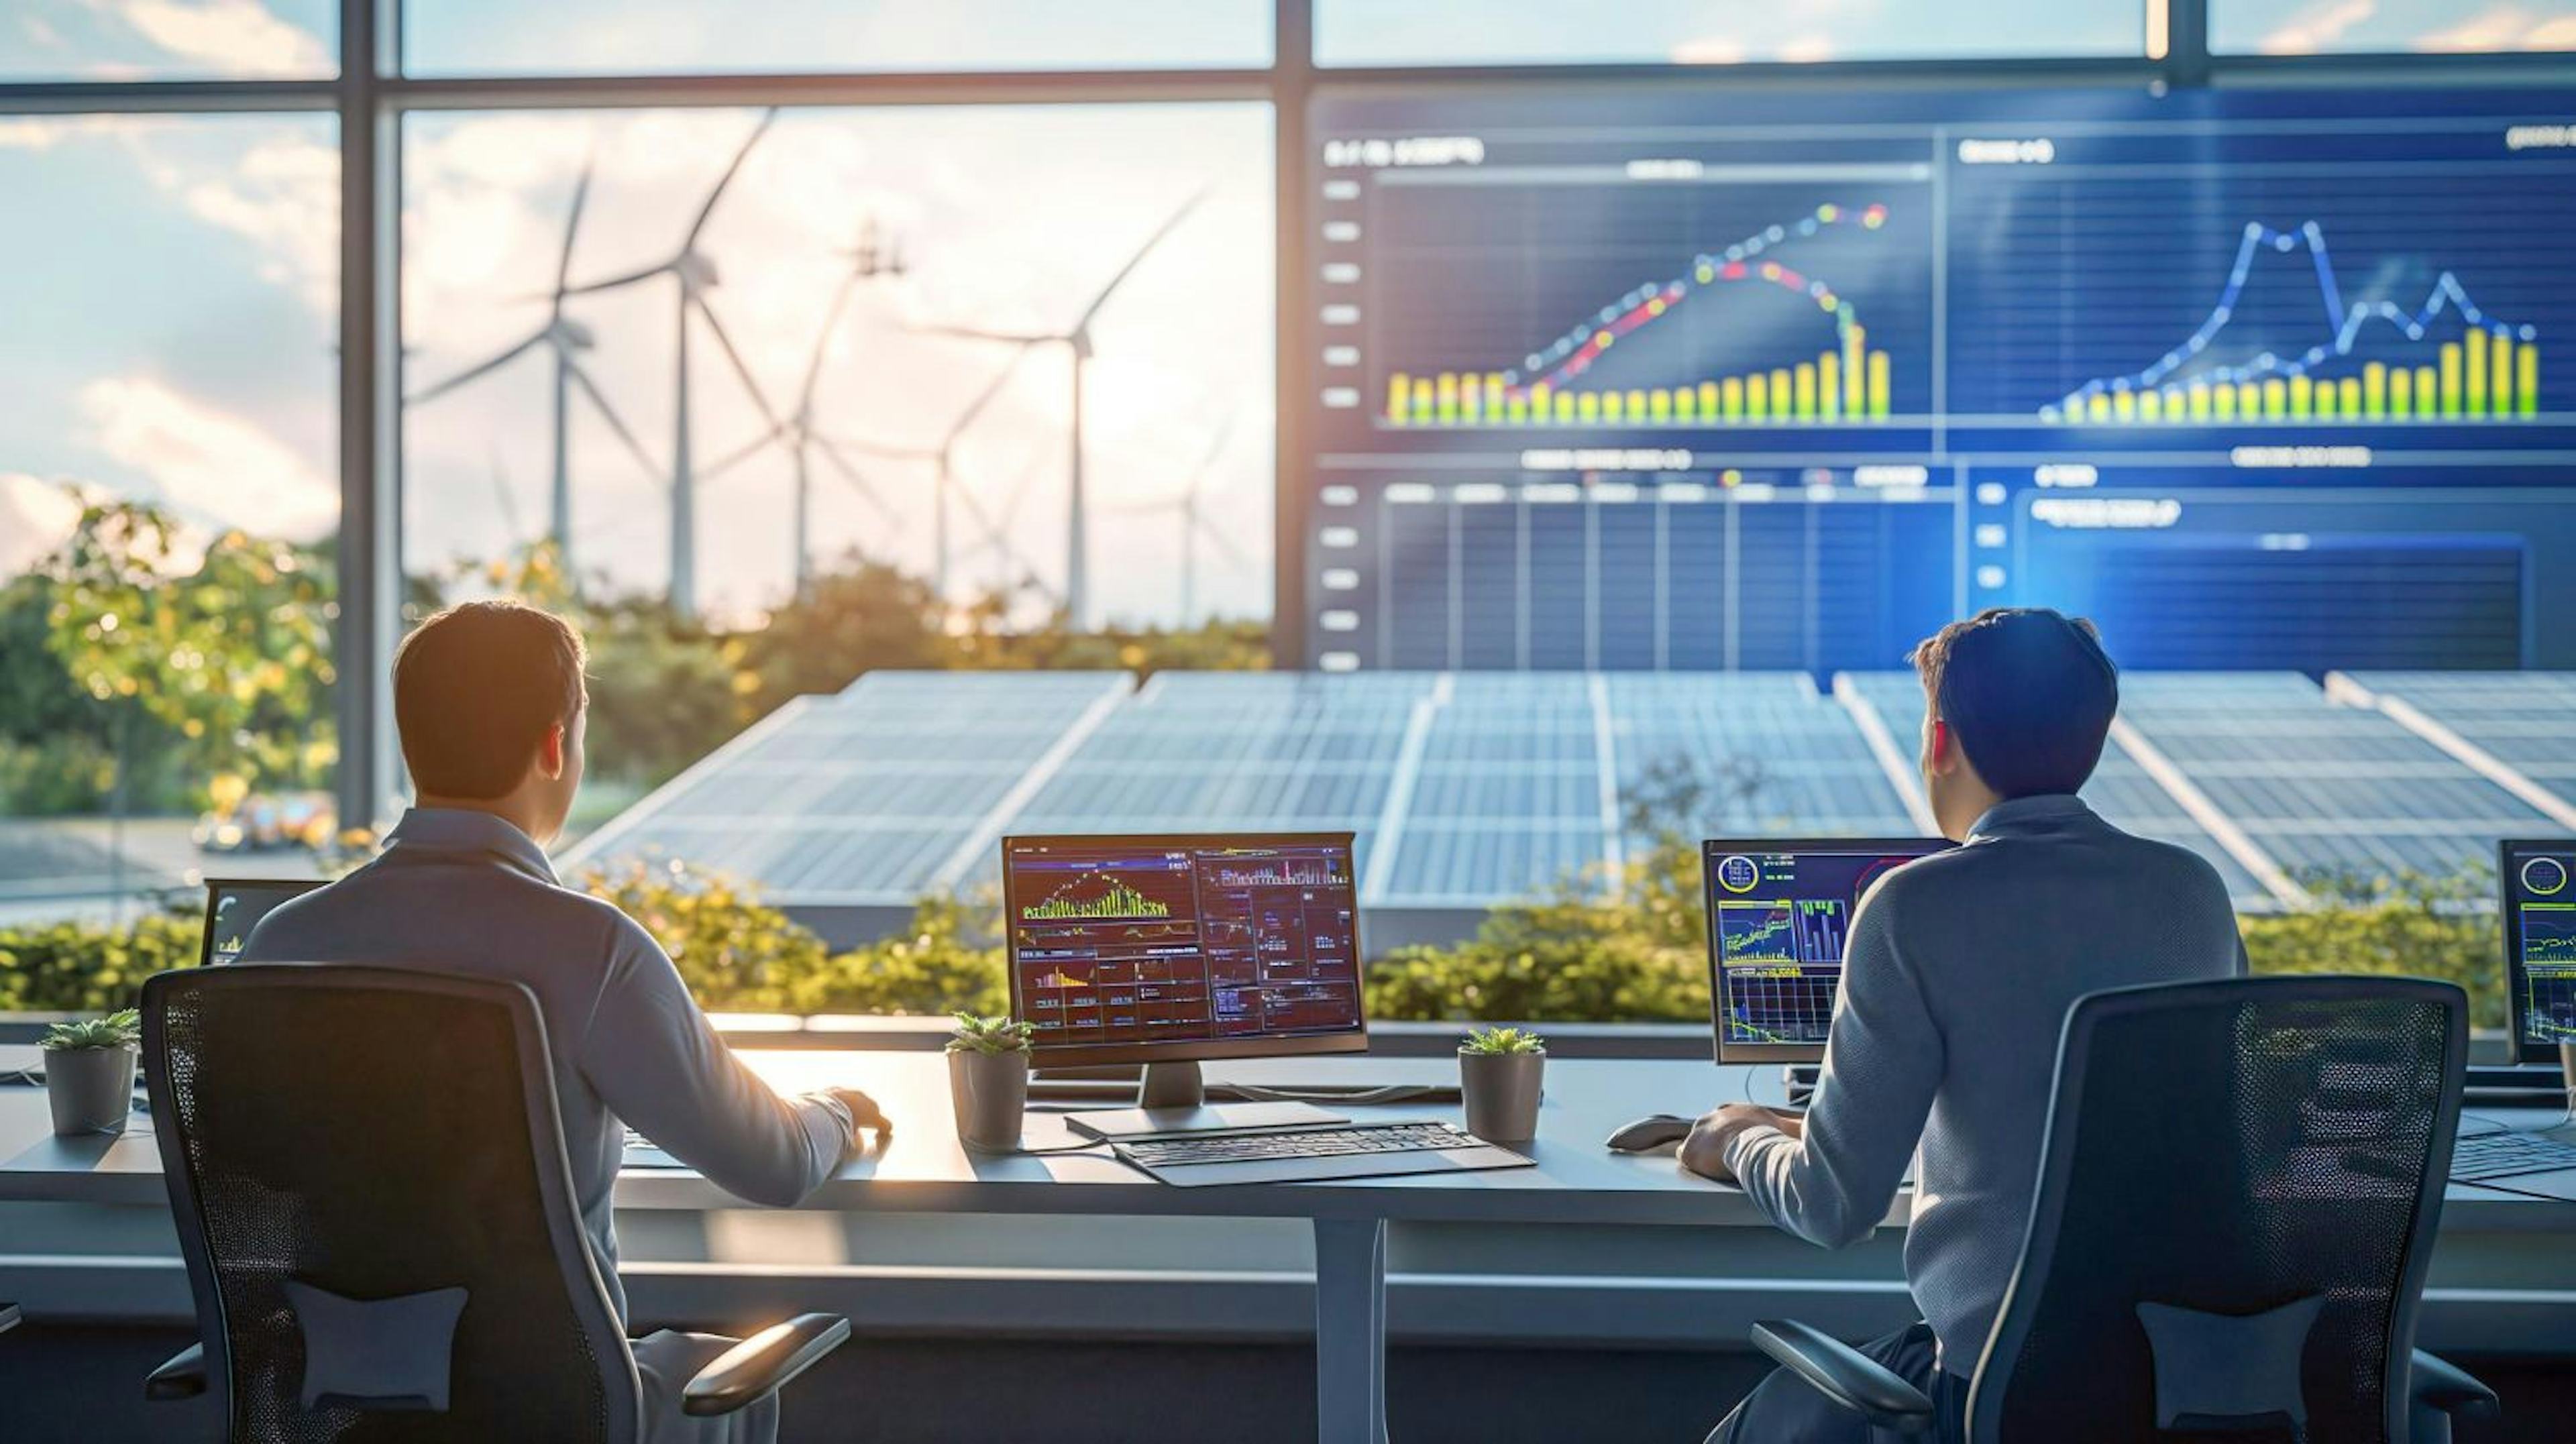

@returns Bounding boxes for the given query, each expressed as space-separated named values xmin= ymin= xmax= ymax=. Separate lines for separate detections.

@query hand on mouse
xmin=1678 ymin=1103 xmax=1794 ymax=1182
xmin=826 ymin=1087 xmax=893 ymax=1140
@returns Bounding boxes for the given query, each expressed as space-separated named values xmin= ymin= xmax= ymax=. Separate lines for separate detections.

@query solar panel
xmin=2343 ymin=672 xmax=2576 ymax=799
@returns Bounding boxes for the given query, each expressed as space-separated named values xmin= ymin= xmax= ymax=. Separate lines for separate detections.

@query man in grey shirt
xmin=1689 ymin=609 xmax=2246 ymax=1443
xmin=240 ymin=600 xmax=887 ymax=1444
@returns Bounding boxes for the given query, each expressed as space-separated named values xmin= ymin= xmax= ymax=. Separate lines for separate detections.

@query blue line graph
xmin=2045 ymin=219 xmax=2538 ymax=420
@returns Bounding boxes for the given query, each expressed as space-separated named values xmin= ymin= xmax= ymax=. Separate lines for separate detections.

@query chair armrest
xmin=681 ymin=1314 xmax=851 ymax=1417
xmin=1749 ymin=1320 xmax=1938 ymax=1435
xmin=0 ymin=1302 xmax=19 ymax=1335
xmin=146 ymin=1342 xmax=208 ymax=1401
xmin=2412 ymin=1349 xmax=2500 ymax=1419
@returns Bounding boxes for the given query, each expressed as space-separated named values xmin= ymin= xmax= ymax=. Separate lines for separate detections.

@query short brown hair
xmin=394 ymin=600 xmax=588 ymax=799
xmin=1910 ymin=608 xmax=2117 ymax=797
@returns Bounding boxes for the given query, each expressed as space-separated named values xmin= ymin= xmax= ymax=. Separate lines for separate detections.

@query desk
xmin=3 ymin=1051 xmax=2571 ymax=1444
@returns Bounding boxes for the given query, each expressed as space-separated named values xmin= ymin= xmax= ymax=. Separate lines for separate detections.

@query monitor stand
xmin=1782 ymin=1064 xmax=1821 ymax=1109
xmin=1063 ymin=1061 xmax=1348 ymax=1142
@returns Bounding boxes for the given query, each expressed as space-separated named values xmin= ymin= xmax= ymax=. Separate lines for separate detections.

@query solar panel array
xmin=568 ymin=668 xmax=2572 ymax=928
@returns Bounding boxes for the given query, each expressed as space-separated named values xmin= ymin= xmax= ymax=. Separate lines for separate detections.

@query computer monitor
xmin=2503 ymin=839 xmax=2576 ymax=1064
xmin=199 ymin=877 xmax=325 ymax=967
xmin=1001 ymin=833 xmax=1368 ymax=1074
xmin=1703 ymin=838 xmax=1953 ymax=1064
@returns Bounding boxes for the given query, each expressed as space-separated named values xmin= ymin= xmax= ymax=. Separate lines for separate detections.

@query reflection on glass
xmin=1316 ymin=0 xmax=2139 ymax=66
xmin=400 ymin=105 xmax=1273 ymax=628
xmin=0 ymin=0 xmax=334 ymax=79
xmin=405 ymin=0 xmax=1270 ymax=76
xmin=2214 ymin=0 xmax=2576 ymax=54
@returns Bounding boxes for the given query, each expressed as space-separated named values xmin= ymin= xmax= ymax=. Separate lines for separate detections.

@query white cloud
xmin=93 ymin=0 xmax=330 ymax=77
xmin=2418 ymin=5 xmax=2576 ymax=50
xmin=77 ymin=376 xmax=337 ymax=543
xmin=2259 ymin=0 xmax=2375 ymax=54
xmin=0 ymin=475 xmax=92 ymax=576
xmin=180 ymin=131 xmax=339 ymax=313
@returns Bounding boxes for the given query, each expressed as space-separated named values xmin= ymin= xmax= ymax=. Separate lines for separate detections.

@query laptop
xmin=2454 ymin=840 xmax=2576 ymax=1201
xmin=199 ymin=877 xmax=327 ymax=966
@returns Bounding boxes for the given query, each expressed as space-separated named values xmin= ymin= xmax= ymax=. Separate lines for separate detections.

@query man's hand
xmin=826 ymin=1087 xmax=892 ymax=1137
xmin=1678 ymin=1103 xmax=1796 ymax=1182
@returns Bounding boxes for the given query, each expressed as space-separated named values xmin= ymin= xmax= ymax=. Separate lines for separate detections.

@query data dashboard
xmin=2508 ymin=840 xmax=2576 ymax=1063
xmin=1304 ymin=87 xmax=2576 ymax=673
xmin=1703 ymin=839 xmax=1951 ymax=1062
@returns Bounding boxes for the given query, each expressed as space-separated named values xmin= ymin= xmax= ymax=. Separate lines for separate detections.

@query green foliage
xmin=1460 ymin=1024 xmax=1546 ymax=1055
xmin=579 ymin=603 xmax=742 ymax=787
xmin=40 ymin=1008 xmax=140 ymax=1052
xmin=0 ymin=905 xmax=202 ymax=1013
xmin=947 ymin=1011 xmax=1036 ymax=1055
xmin=2243 ymin=867 xmax=2506 ymax=1030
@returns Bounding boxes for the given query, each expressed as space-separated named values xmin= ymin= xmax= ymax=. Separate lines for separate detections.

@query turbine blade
xmin=810 ymin=431 xmax=935 ymax=461
xmin=814 ymin=436 xmax=902 ymax=524
xmin=944 ymin=342 xmax=1037 ymax=447
xmin=798 ymin=266 xmax=869 ymax=412
xmin=694 ymin=298 xmax=786 ymax=430
xmin=688 ymin=107 xmax=778 ymax=246
xmin=1075 ymin=186 xmax=1211 ymax=333
xmin=405 ymin=331 xmax=545 ymax=405
xmin=1196 ymin=515 xmax=1252 ymax=567
xmin=565 ymin=360 xmax=664 ymax=482
xmin=700 ymin=421 xmax=790 ymax=482
xmin=553 ymin=153 xmax=595 ymax=297
xmin=910 ymin=321 xmax=1055 ymax=346
xmin=560 ymin=260 xmax=670 ymax=296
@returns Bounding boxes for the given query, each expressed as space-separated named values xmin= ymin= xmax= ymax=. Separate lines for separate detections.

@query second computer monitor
xmin=1001 ymin=832 xmax=1368 ymax=1066
xmin=200 ymin=877 xmax=325 ymax=967
xmin=1703 ymin=838 xmax=1953 ymax=1064
xmin=2504 ymin=838 xmax=2576 ymax=1064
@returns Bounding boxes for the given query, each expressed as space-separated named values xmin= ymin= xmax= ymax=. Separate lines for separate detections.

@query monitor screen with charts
xmin=1704 ymin=838 xmax=1953 ymax=1064
xmin=200 ymin=878 xmax=324 ymax=967
xmin=1002 ymin=833 xmax=1368 ymax=1066
xmin=2504 ymin=839 xmax=2576 ymax=1064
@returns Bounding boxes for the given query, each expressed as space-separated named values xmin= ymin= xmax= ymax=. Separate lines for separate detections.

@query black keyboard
xmin=2452 ymin=1129 xmax=2576 ymax=1182
xmin=1119 ymin=1121 xmax=1479 ymax=1170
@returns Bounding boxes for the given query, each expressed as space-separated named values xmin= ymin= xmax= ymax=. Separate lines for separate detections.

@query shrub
xmin=2243 ymin=867 xmax=2505 ymax=1030
xmin=0 ymin=903 xmax=201 ymax=1013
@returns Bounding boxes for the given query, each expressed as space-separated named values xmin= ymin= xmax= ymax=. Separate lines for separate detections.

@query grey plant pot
xmin=47 ymin=1044 xmax=138 ymax=1137
xmin=949 ymin=1048 xmax=1030 ymax=1153
xmin=1460 ymin=1050 xmax=1544 ymax=1143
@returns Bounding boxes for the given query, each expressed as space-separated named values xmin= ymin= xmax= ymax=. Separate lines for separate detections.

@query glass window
xmin=0 ymin=113 xmax=338 ymax=943
xmin=405 ymin=0 xmax=1271 ymax=77
xmin=2214 ymin=1 xmax=2576 ymax=53
xmin=1316 ymin=0 xmax=2141 ymax=66
xmin=0 ymin=1 xmax=333 ymax=79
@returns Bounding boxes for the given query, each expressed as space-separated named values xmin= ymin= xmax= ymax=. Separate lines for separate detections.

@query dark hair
xmin=1909 ymin=608 xmax=2118 ymax=798
xmin=393 ymin=601 xmax=588 ymax=799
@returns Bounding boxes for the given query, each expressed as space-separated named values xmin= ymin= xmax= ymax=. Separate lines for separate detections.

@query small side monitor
xmin=1000 ymin=833 xmax=1367 ymax=1068
xmin=1703 ymin=838 xmax=1953 ymax=1064
xmin=200 ymin=877 xmax=325 ymax=968
xmin=2504 ymin=839 xmax=2576 ymax=1064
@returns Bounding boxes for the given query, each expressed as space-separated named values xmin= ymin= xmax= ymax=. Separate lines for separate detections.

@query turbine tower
xmin=915 ymin=187 xmax=1209 ymax=630
xmin=561 ymin=109 xmax=780 ymax=618
xmin=1108 ymin=414 xmax=1247 ymax=623
xmin=407 ymin=155 xmax=657 ymax=577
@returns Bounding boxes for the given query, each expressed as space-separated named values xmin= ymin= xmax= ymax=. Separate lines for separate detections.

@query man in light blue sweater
xmin=1689 ymin=609 xmax=2246 ymax=1443
xmin=240 ymin=600 xmax=888 ymax=1444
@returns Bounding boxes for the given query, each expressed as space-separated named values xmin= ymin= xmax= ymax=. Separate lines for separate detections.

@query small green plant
xmin=946 ymin=1011 xmax=1035 ymax=1055
xmin=1460 ymin=1024 xmax=1546 ymax=1056
xmin=41 ymin=1008 xmax=140 ymax=1052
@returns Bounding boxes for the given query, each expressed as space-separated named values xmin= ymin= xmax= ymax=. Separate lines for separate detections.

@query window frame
xmin=0 ymin=0 xmax=2569 ymax=832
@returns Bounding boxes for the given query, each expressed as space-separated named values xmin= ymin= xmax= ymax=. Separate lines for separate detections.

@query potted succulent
xmin=1459 ymin=1025 xmax=1546 ymax=1143
xmin=43 ymin=1008 xmax=142 ymax=1137
xmin=946 ymin=1012 xmax=1036 ymax=1153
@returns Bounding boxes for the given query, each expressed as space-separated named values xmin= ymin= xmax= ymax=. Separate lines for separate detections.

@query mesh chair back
xmin=1968 ymin=977 xmax=2465 ymax=1444
xmin=144 ymin=964 xmax=641 ymax=1443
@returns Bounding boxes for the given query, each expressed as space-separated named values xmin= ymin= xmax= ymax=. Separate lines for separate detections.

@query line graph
xmin=2047 ymin=220 xmax=2540 ymax=425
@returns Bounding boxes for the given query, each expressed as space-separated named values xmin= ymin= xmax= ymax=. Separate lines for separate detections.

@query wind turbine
xmin=1106 ymin=414 xmax=1248 ymax=624
xmin=914 ymin=186 xmax=1210 ymax=630
xmin=407 ymin=156 xmax=657 ymax=576
xmin=559 ymin=108 xmax=781 ymax=619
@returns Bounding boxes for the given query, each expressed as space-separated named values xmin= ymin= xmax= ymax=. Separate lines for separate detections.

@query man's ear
xmin=537 ymin=722 xmax=567 ymax=780
xmin=1927 ymin=718 xmax=1962 ymax=777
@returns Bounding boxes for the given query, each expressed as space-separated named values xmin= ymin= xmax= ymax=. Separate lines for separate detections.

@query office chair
xmin=1737 ymin=977 xmax=2500 ymax=1443
xmin=140 ymin=964 xmax=848 ymax=1441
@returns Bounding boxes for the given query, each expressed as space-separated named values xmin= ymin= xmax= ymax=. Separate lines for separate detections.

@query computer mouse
xmin=1605 ymin=1114 xmax=1695 ymax=1153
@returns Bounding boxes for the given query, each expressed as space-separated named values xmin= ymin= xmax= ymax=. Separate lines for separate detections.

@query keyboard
xmin=2451 ymin=1129 xmax=2576 ymax=1182
xmin=1114 ymin=1121 xmax=1534 ymax=1188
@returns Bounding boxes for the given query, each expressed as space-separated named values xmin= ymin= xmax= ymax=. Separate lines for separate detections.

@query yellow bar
xmin=1387 ymin=372 xmax=1411 ymax=423
xmin=1843 ymin=325 xmax=1866 ymax=414
xmin=1460 ymin=378 xmax=1483 ymax=423
xmin=1868 ymin=351 xmax=1890 ymax=419
xmin=2162 ymin=386 xmax=2185 ymax=420
xmin=2313 ymin=378 xmax=2337 ymax=419
xmin=2288 ymin=374 xmax=2312 ymax=418
xmin=1603 ymin=391 xmax=1625 ymax=421
xmin=1648 ymin=388 xmax=1672 ymax=421
xmin=1747 ymin=374 xmax=1770 ymax=420
xmin=2262 ymin=378 xmax=2286 ymax=417
xmin=1554 ymin=392 xmax=1576 ymax=423
xmin=1793 ymin=363 xmax=1817 ymax=420
xmin=1626 ymin=389 xmax=1648 ymax=421
xmin=2236 ymin=381 xmax=2260 ymax=418
xmin=2389 ymin=366 xmax=2410 ymax=419
xmin=1768 ymin=369 xmax=1792 ymax=420
xmin=2493 ymin=333 xmax=2515 ymax=416
xmin=2112 ymin=390 xmax=2137 ymax=421
xmin=1484 ymin=374 xmax=1505 ymax=419
xmin=2519 ymin=343 xmax=2538 ymax=417
xmin=2213 ymin=382 xmax=2237 ymax=421
xmin=1436 ymin=372 xmax=1459 ymax=423
xmin=1698 ymin=380 xmax=1719 ymax=416
xmin=1674 ymin=385 xmax=1697 ymax=422
xmin=2364 ymin=362 xmax=2386 ymax=419
xmin=2414 ymin=366 xmax=2438 ymax=419
xmin=2087 ymin=392 xmax=2110 ymax=423
xmin=1576 ymin=392 xmax=1599 ymax=422
xmin=2440 ymin=345 xmax=2463 ymax=416
xmin=1505 ymin=394 xmax=1527 ymax=424
xmin=1529 ymin=381 xmax=1553 ymax=419
xmin=2187 ymin=382 xmax=2212 ymax=421
xmin=2464 ymin=334 xmax=2487 ymax=417
xmin=2141 ymin=390 xmax=2163 ymax=422
xmin=1818 ymin=353 xmax=1841 ymax=420
xmin=2338 ymin=376 xmax=2360 ymax=417
xmin=1411 ymin=377 xmax=1435 ymax=423
xmin=1721 ymin=376 xmax=1744 ymax=420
